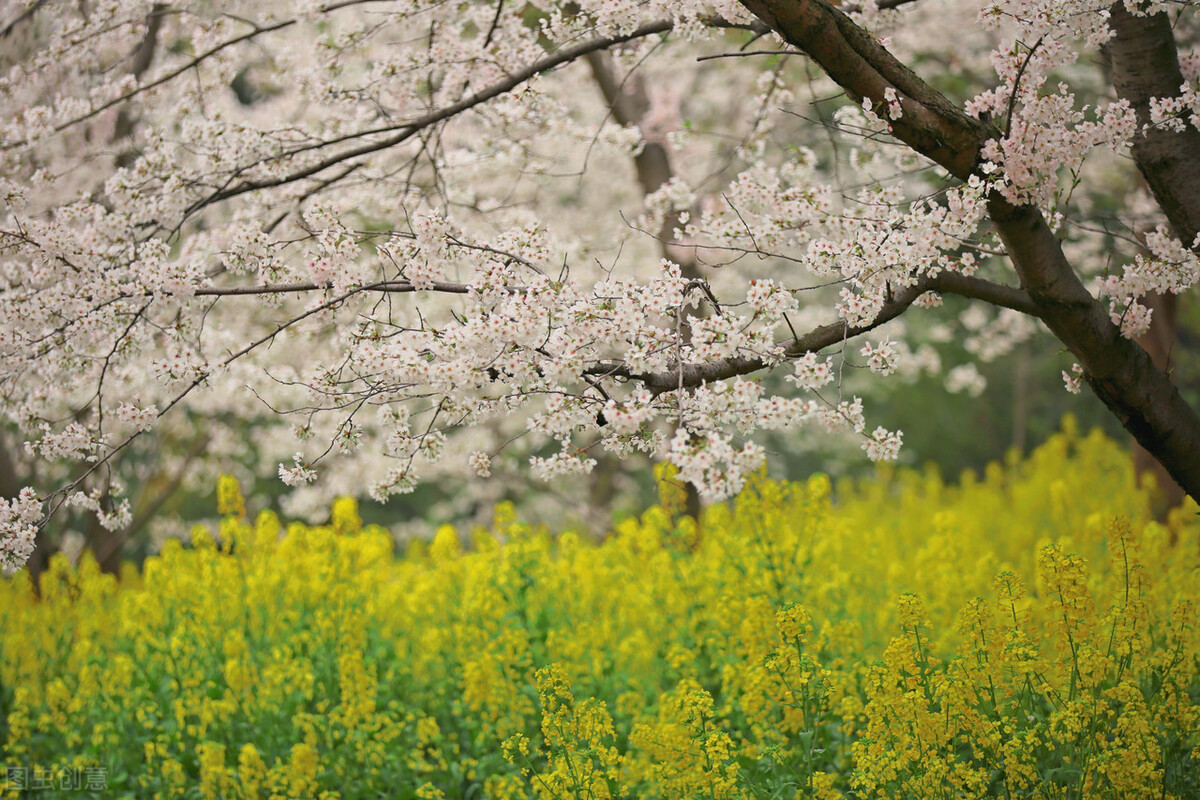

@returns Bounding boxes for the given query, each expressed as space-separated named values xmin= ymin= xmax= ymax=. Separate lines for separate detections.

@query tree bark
xmin=1102 ymin=7 xmax=1195 ymax=514
xmin=1131 ymin=292 xmax=1186 ymax=518
xmin=1108 ymin=4 xmax=1200 ymax=245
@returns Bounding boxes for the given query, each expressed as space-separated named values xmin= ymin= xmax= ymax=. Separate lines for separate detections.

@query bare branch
xmin=696 ymin=50 xmax=802 ymax=62
xmin=192 ymin=279 xmax=485 ymax=297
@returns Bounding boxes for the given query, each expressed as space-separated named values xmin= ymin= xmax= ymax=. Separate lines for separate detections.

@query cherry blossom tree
xmin=2 ymin=0 xmax=1199 ymax=571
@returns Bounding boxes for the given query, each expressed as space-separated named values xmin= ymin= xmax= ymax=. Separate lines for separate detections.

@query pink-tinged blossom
xmin=860 ymin=338 xmax=899 ymax=376
xmin=837 ymin=287 xmax=886 ymax=327
xmin=882 ymin=87 xmax=904 ymax=121
xmin=1063 ymin=363 xmax=1085 ymax=395
xmin=279 ymin=453 xmax=318 ymax=487
xmin=1110 ymin=299 xmax=1153 ymax=339
xmin=115 ymin=403 xmax=158 ymax=433
xmin=863 ymin=426 xmax=903 ymax=461
xmin=787 ymin=353 xmax=835 ymax=391
xmin=530 ymin=448 xmax=596 ymax=481
xmin=468 ymin=451 xmax=492 ymax=478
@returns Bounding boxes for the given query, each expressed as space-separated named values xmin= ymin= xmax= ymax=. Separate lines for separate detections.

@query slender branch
xmin=192 ymin=279 xmax=490 ymax=297
xmin=2 ymin=0 xmax=430 ymax=150
xmin=4 ymin=18 xmax=291 ymax=149
xmin=0 ymin=0 xmax=48 ymax=39
xmin=185 ymin=21 xmax=674 ymax=214
xmin=95 ymin=431 xmax=210 ymax=566
xmin=482 ymin=0 xmax=505 ymax=48
xmin=588 ymin=280 xmax=932 ymax=392
xmin=696 ymin=50 xmax=801 ymax=62
xmin=39 ymin=271 xmax=418 ymax=514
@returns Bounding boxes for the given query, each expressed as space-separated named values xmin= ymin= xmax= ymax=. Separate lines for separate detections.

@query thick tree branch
xmin=112 ymin=3 xmax=167 ymax=150
xmin=587 ymin=273 xmax=1033 ymax=392
xmin=585 ymin=51 xmax=673 ymax=195
xmin=1132 ymin=291 xmax=1186 ymax=518
xmin=1108 ymin=3 xmax=1200 ymax=244
xmin=739 ymin=0 xmax=990 ymax=179
xmin=130 ymin=4 xmax=167 ymax=78
xmin=0 ymin=0 xmax=48 ymax=39
xmin=0 ymin=434 xmax=20 ymax=500
xmin=591 ymin=280 xmax=931 ymax=391
xmin=929 ymin=272 xmax=1038 ymax=315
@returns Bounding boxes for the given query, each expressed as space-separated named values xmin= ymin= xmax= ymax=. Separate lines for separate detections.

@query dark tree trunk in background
xmin=586 ymin=50 xmax=708 ymax=521
xmin=1132 ymin=292 xmax=1186 ymax=523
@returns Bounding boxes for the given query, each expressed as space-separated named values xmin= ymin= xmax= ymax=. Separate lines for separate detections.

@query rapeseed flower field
xmin=1 ymin=419 xmax=1197 ymax=798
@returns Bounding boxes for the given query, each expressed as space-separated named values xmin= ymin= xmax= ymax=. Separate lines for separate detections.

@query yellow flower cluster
xmin=1 ymin=420 xmax=1197 ymax=798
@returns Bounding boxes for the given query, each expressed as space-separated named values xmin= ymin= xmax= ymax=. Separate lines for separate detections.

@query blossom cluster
xmin=1 ymin=0 xmax=1191 ymax=567
xmin=971 ymin=0 xmax=1136 ymax=207
xmin=0 ymin=489 xmax=40 ymax=574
